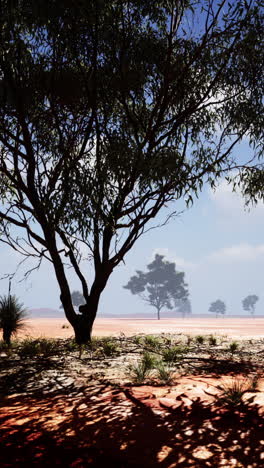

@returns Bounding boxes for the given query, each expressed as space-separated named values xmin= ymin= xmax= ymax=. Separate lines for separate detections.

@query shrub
xmin=127 ymin=359 xmax=152 ymax=384
xmin=18 ymin=338 xmax=57 ymax=358
xmin=156 ymin=363 xmax=174 ymax=384
xmin=162 ymin=345 xmax=188 ymax=363
xmin=101 ymin=338 xmax=118 ymax=356
xmin=195 ymin=335 xmax=205 ymax=345
xmin=141 ymin=351 xmax=157 ymax=370
xmin=208 ymin=335 xmax=217 ymax=346
xmin=0 ymin=295 xmax=28 ymax=345
xmin=229 ymin=341 xmax=239 ymax=355
xmin=89 ymin=337 xmax=100 ymax=351
xmin=64 ymin=338 xmax=78 ymax=352
xmin=132 ymin=335 xmax=144 ymax=345
xmin=62 ymin=324 xmax=69 ymax=329
xmin=144 ymin=335 xmax=161 ymax=349
xmin=217 ymin=377 xmax=258 ymax=407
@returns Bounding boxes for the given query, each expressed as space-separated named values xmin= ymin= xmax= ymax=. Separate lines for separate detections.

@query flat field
xmin=19 ymin=316 xmax=264 ymax=340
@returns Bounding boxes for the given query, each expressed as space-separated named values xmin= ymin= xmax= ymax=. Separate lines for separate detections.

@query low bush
xmin=101 ymin=338 xmax=118 ymax=356
xmin=162 ymin=345 xmax=188 ymax=363
xmin=156 ymin=363 xmax=174 ymax=384
xmin=195 ymin=335 xmax=205 ymax=345
xmin=141 ymin=351 xmax=157 ymax=370
xmin=208 ymin=335 xmax=217 ymax=346
xmin=127 ymin=359 xmax=153 ymax=384
xmin=18 ymin=337 xmax=57 ymax=358
xmin=64 ymin=338 xmax=78 ymax=352
xmin=132 ymin=335 xmax=144 ymax=345
xmin=229 ymin=341 xmax=239 ymax=355
xmin=144 ymin=335 xmax=161 ymax=349
xmin=216 ymin=377 xmax=258 ymax=407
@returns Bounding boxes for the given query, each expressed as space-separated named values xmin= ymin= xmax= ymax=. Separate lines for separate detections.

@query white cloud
xmin=154 ymin=242 xmax=264 ymax=272
xmin=152 ymin=247 xmax=197 ymax=271
xmin=209 ymin=178 xmax=264 ymax=225
xmin=207 ymin=243 xmax=264 ymax=264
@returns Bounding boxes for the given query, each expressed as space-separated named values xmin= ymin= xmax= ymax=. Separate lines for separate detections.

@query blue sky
xmin=1 ymin=141 xmax=264 ymax=317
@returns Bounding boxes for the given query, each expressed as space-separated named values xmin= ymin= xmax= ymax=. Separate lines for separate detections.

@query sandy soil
xmin=19 ymin=316 xmax=264 ymax=340
xmin=1 ymin=329 xmax=264 ymax=467
xmin=1 ymin=377 xmax=264 ymax=467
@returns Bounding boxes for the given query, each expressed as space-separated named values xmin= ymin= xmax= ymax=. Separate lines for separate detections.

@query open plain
xmin=18 ymin=316 xmax=264 ymax=340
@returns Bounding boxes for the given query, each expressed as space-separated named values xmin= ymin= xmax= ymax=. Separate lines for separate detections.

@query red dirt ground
xmin=2 ymin=318 xmax=264 ymax=467
xmin=1 ymin=376 xmax=264 ymax=467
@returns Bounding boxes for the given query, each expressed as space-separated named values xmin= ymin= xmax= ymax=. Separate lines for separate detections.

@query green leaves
xmin=0 ymin=0 xmax=263 ymax=337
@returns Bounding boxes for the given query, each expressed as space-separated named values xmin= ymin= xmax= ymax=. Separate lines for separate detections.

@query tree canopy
xmin=124 ymin=254 xmax=189 ymax=319
xmin=209 ymin=300 xmax=226 ymax=317
xmin=242 ymin=294 xmax=259 ymax=315
xmin=0 ymin=0 xmax=263 ymax=342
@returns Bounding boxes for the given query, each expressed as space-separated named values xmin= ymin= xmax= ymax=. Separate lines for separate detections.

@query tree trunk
xmin=74 ymin=272 xmax=109 ymax=343
xmin=73 ymin=293 xmax=101 ymax=345
xmin=3 ymin=329 xmax=11 ymax=346
xmin=157 ymin=308 xmax=160 ymax=320
xmin=72 ymin=313 xmax=95 ymax=345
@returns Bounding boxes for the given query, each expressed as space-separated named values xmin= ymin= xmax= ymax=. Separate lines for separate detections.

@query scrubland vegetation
xmin=1 ymin=332 xmax=263 ymax=405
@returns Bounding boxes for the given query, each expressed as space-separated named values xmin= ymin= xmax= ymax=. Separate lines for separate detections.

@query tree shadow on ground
xmin=0 ymin=382 xmax=263 ymax=468
xmin=0 ymin=357 xmax=67 ymax=397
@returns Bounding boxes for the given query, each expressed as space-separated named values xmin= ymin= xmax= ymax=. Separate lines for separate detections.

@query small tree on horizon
xmin=175 ymin=298 xmax=192 ymax=318
xmin=242 ymin=295 xmax=259 ymax=317
xmin=209 ymin=300 xmax=226 ymax=318
xmin=123 ymin=254 xmax=189 ymax=320
xmin=60 ymin=291 xmax=85 ymax=311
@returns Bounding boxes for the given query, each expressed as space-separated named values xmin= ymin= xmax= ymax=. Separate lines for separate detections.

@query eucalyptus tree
xmin=176 ymin=298 xmax=192 ymax=318
xmin=0 ymin=1 xmax=263 ymax=343
xmin=124 ymin=254 xmax=189 ymax=319
xmin=242 ymin=294 xmax=259 ymax=316
xmin=209 ymin=300 xmax=226 ymax=318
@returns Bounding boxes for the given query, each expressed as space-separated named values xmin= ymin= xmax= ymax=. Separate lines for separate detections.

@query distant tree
xmin=60 ymin=291 xmax=85 ymax=310
xmin=0 ymin=295 xmax=28 ymax=345
xmin=124 ymin=254 xmax=188 ymax=320
xmin=242 ymin=295 xmax=259 ymax=317
xmin=175 ymin=298 xmax=192 ymax=318
xmin=209 ymin=300 xmax=226 ymax=318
